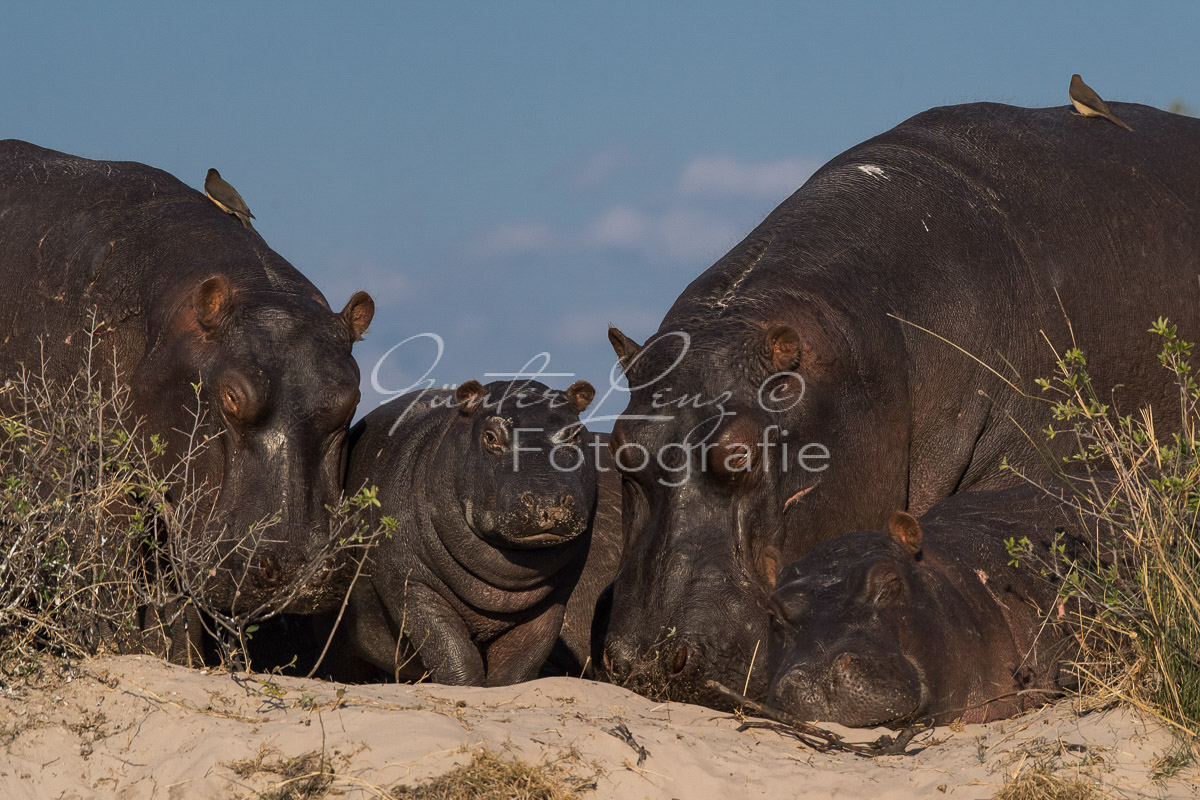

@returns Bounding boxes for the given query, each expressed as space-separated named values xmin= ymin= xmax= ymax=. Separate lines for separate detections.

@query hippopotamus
xmin=0 ymin=140 xmax=374 ymax=620
xmin=767 ymin=482 xmax=1088 ymax=727
xmin=600 ymin=101 xmax=1200 ymax=703
xmin=542 ymin=432 xmax=624 ymax=677
xmin=339 ymin=379 xmax=599 ymax=686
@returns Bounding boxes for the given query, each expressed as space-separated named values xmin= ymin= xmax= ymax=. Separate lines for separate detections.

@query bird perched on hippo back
xmin=600 ymin=101 xmax=1200 ymax=706
xmin=338 ymin=378 xmax=600 ymax=687
xmin=0 ymin=140 xmax=376 ymax=634
xmin=1069 ymin=74 xmax=1133 ymax=131
xmin=205 ymin=168 xmax=257 ymax=229
xmin=766 ymin=482 xmax=1092 ymax=728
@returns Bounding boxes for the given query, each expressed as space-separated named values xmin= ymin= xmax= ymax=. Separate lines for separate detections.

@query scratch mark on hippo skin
xmin=783 ymin=480 xmax=820 ymax=511
xmin=856 ymin=164 xmax=890 ymax=180
xmin=713 ymin=233 xmax=775 ymax=311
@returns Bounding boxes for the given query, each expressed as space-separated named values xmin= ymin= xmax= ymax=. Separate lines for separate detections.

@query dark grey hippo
xmin=340 ymin=379 xmax=599 ymax=686
xmin=600 ymin=101 xmax=1200 ymax=703
xmin=0 ymin=140 xmax=374 ymax=623
xmin=767 ymin=482 xmax=1089 ymax=727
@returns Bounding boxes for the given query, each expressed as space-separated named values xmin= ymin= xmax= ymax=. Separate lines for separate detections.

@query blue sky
xmin=3 ymin=3 xmax=1196 ymax=426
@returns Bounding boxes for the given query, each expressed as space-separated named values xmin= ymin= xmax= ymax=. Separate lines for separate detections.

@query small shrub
xmin=0 ymin=319 xmax=387 ymax=678
xmin=1031 ymin=318 xmax=1200 ymax=737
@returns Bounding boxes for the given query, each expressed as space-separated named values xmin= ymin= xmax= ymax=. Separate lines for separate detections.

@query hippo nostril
xmin=560 ymin=492 xmax=574 ymax=509
xmin=521 ymin=492 xmax=536 ymax=509
xmin=669 ymin=644 xmax=689 ymax=675
xmin=603 ymin=643 xmax=632 ymax=680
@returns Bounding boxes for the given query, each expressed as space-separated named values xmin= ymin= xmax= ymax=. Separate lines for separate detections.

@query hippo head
xmin=450 ymin=379 xmax=598 ymax=549
xmin=765 ymin=513 xmax=932 ymax=727
xmin=135 ymin=273 xmax=374 ymax=612
xmin=599 ymin=315 xmax=908 ymax=704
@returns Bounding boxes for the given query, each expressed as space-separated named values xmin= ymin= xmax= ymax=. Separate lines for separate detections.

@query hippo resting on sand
xmin=339 ymin=379 xmax=599 ymax=686
xmin=0 ymin=141 xmax=374 ymax=635
xmin=600 ymin=101 xmax=1200 ymax=703
xmin=767 ymin=482 xmax=1090 ymax=728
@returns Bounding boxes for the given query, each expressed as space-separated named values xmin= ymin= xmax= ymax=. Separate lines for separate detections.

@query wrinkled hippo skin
xmin=339 ymin=379 xmax=599 ymax=686
xmin=542 ymin=433 xmax=623 ymax=677
xmin=601 ymin=102 xmax=1200 ymax=703
xmin=768 ymin=482 xmax=1091 ymax=727
xmin=0 ymin=140 xmax=374 ymax=626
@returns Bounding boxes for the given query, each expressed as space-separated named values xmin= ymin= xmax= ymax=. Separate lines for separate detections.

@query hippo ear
xmin=608 ymin=326 xmax=643 ymax=372
xmin=762 ymin=324 xmax=803 ymax=373
xmin=565 ymin=380 xmax=595 ymax=413
xmin=340 ymin=291 xmax=375 ymax=342
xmin=455 ymin=379 xmax=486 ymax=415
xmin=887 ymin=511 xmax=923 ymax=556
xmin=194 ymin=275 xmax=232 ymax=331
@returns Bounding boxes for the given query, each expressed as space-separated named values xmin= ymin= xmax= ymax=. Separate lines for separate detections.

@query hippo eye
xmin=219 ymin=382 xmax=261 ymax=424
xmin=483 ymin=428 xmax=504 ymax=453
xmin=859 ymin=560 xmax=903 ymax=605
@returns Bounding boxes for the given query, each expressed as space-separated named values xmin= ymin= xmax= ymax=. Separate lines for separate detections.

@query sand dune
xmin=0 ymin=655 xmax=1193 ymax=799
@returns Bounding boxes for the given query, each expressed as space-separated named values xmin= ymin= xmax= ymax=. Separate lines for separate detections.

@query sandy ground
xmin=0 ymin=655 xmax=1196 ymax=799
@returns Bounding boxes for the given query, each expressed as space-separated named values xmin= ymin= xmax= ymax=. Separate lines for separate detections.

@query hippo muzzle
xmin=770 ymin=648 xmax=925 ymax=728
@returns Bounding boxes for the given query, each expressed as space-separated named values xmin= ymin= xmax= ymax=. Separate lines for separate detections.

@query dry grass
xmin=228 ymin=746 xmax=335 ymax=800
xmin=994 ymin=769 xmax=1100 ymax=800
xmin=1025 ymin=318 xmax=1200 ymax=739
xmin=390 ymin=749 xmax=592 ymax=800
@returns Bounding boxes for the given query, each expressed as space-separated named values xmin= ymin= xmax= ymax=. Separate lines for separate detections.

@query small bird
xmin=1069 ymin=74 xmax=1133 ymax=131
xmin=204 ymin=168 xmax=256 ymax=230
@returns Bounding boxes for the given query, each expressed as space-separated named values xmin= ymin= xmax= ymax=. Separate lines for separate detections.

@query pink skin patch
xmin=975 ymin=569 xmax=989 ymax=585
xmin=783 ymin=482 xmax=819 ymax=511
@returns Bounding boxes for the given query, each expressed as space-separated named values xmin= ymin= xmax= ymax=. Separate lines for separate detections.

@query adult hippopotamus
xmin=0 ymin=140 xmax=374 ymax=617
xmin=601 ymin=101 xmax=1200 ymax=703
xmin=339 ymin=379 xmax=599 ymax=686
xmin=767 ymin=482 xmax=1088 ymax=727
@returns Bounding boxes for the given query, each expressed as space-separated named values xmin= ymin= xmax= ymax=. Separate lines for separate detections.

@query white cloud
xmin=582 ymin=206 xmax=650 ymax=248
xmin=678 ymin=155 xmax=819 ymax=199
xmin=470 ymin=151 xmax=816 ymax=266
xmin=580 ymin=205 xmax=739 ymax=263
xmin=471 ymin=221 xmax=556 ymax=259
xmin=573 ymin=146 xmax=636 ymax=189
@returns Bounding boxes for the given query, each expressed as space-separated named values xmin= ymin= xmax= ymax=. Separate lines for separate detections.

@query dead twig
xmin=704 ymin=680 xmax=929 ymax=757
xmin=606 ymin=721 xmax=649 ymax=766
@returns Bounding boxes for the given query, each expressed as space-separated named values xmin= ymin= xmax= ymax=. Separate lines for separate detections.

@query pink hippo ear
xmin=565 ymin=380 xmax=595 ymax=413
xmin=608 ymin=326 xmax=643 ymax=372
xmin=340 ymin=291 xmax=375 ymax=342
xmin=887 ymin=511 xmax=923 ymax=556
xmin=194 ymin=275 xmax=232 ymax=331
xmin=455 ymin=379 xmax=486 ymax=415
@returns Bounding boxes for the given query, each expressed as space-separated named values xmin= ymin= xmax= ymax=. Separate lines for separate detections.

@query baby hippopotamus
xmin=767 ymin=483 xmax=1088 ymax=727
xmin=341 ymin=378 xmax=599 ymax=686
